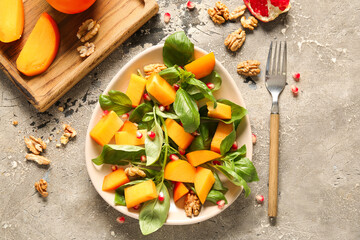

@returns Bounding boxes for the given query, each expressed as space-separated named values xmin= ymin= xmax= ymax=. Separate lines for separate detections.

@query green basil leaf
xmin=174 ymin=88 xmax=200 ymax=133
xmin=99 ymin=90 xmax=133 ymax=115
xmin=137 ymin=122 xmax=151 ymax=130
xmin=233 ymin=157 xmax=259 ymax=182
xmin=215 ymin=165 xmax=250 ymax=197
xmin=142 ymin=112 xmax=154 ymax=122
xmin=155 ymin=106 xmax=179 ymax=119
xmin=139 ymin=184 xmax=170 ymax=235
xmin=159 ymin=66 xmax=180 ymax=85
xmin=188 ymin=122 xmax=217 ymax=152
xmin=108 ymin=90 xmax=132 ymax=106
xmin=220 ymin=123 xmax=236 ymax=155
xmin=206 ymin=189 xmax=228 ymax=204
xmin=114 ymin=179 xmax=148 ymax=205
xmin=163 ymin=31 xmax=194 ymax=67
xmin=200 ymin=71 xmax=222 ymax=91
xmin=212 ymin=171 xmax=228 ymax=192
xmin=92 ymin=145 xmax=145 ymax=165
xmin=217 ymin=99 xmax=247 ymax=125
xmin=129 ymin=103 xmax=153 ymax=122
xmin=184 ymin=77 xmax=217 ymax=107
xmin=145 ymin=117 xmax=164 ymax=166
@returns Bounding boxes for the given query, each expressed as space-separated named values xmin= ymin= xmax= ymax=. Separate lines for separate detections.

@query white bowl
xmin=85 ymin=45 xmax=253 ymax=225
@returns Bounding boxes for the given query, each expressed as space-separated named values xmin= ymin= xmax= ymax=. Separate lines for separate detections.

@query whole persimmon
xmin=46 ymin=0 xmax=96 ymax=14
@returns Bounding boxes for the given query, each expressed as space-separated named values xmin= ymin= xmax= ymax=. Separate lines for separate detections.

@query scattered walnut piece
xmin=229 ymin=5 xmax=246 ymax=20
xmin=237 ymin=60 xmax=261 ymax=76
xmin=24 ymin=136 xmax=47 ymax=155
xmin=35 ymin=179 xmax=48 ymax=197
xmin=12 ymin=120 xmax=18 ymax=126
xmin=208 ymin=8 xmax=225 ymax=24
xmin=184 ymin=192 xmax=201 ymax=217
xmin=215 ymin=1 xmax=229 ymax=20
xmin=125 ymin=167 xmax=146 ymax=178
xmin=60 ymin=124 xmax=77 ymax=145
xmin=58 ymin=106 xmax=64 ymax=112
xmin=77 ymin=42 xmax=95 ymax=58
xmin=26 ymin=154 xmax=51 ymax=165
xmin=56 ymin=143 xmax=61 ymax=148
xmin=143 ymin=64 xmax=167 ymax=78
xmin=224 ymin=28 xmax=246 ymax=52
xmin=241 ymin=16 xmax=258 ymax=30
xmin=77 ymin=19 xmax=100 ymax=43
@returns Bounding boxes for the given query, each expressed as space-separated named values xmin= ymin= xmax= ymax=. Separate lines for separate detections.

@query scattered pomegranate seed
xmin=111 ymin=165 xmax=118 ymax=172
xmin=148 ymin=131 xmax=156 ymax=139
xmin=140 ymin=155 xmax=146 ymax=162
xmin=143 ymin=93 xmax=151 ymax=101
xmin=164 ymin=105 xmax=170 ymax=111
xmin=116 ymin=216 xmax=125 ymax=224
xmin=158 ymin=192 xmax=165 ymax=202
xmin=212 ymin=160 xmax=221 ymax=165
xmin=159 ymin=105 xmax=165 ymax=112
xmin=136 ymin=131 xmax=143 ymax=139
xmin=206 ymin=83 xmax=215 ymax=90
xmin=293 ymin=73 xmax=300 ymax=81
xmin=133 ymin=204 xmax=141 ymax=210
xmin=169 ymin=154 xmax=179 ymax=161
xmin=256 ymin=195 xmax=264 ymax=204
xmin=121 ymin=113 xmax=129 ymax=119
xmin=252 ymin=133 xmax=257 ymax=145
xmin=192 ymin=131 xmax=200 ymax=136
xmin=231 ymin=141 xmax=238 ymax=150
xmin=173 ymin=84 xmax=180 ymax=91
xmin=178 ymin=147 xmax=186 ymax=155
xmin=217 ymin=200 xmax=225 ymax=209
xmin=103 ymin=110 xmax=109 ymax=116
xmin=164 ymin=13 xmax=171 ymax=24
xmin=291 ymin=85 xmax=299 ymax=96
xmin=187 ymin=1 xmax=195 ymax=10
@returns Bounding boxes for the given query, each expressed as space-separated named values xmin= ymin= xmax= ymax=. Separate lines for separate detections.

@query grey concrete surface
xmin=1 ymin=0 xmax=360 ymax=239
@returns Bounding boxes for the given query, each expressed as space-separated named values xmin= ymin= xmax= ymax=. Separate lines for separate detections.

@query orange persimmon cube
xmin=146 ymin=73 xmax=176 ymax=106
xmin=164 ymin=160 xmax=196 ymax=183
xmin=186 ymin=150 xmax=222 ymax=167
xmin=115 ymin=130 xmax=146 ymax=146
xmin=102 ymin=168 xmax=130 ymax=191
xmin=125 ymin=74 xmax=147 ymax=107
xmin=120 ymin=120 xmax=138 ymax=133
xmin=164 ymin=118 xmax=194 ymax=150
xmin=124 ymin=180 xmax=157 ymax=208
xmin=206 ymin=102 xmax=232 ymax=120
xmin=16 ymin=12 xmax=60 ymax=76
xmin=194 ymin=167 xmax=215 ymax=204
xmin=0 ymin=0 xmax=24 ymax=43
xmin=173 ymin=182 xmax=189 ymax=202
xmin=210 ymin=122 xmax=233 ymax=153
xmin=184 ymin=52 xmax=215 ymax=79
xmin=90 ymin=111 xmax=124 ymax=146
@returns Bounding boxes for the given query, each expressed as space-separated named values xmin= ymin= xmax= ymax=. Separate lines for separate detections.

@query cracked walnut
xmin=224 ymin=28 xmax=246 ymax=52
xmin=184 ymin=192 xmax=201 ymax=217
xmin=237 ymin=60 xmax=261 ymax=76
xmin=241 ymin=16 xmax=258 ymax=30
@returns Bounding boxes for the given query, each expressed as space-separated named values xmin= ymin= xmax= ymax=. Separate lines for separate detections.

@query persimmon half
xmin=46 ymin=0 xmax=96 ymax=14
xmin=16 ymin=13 xmax=60 ymax=76
xmin=0 ymin=0 xmax=24 ymax=43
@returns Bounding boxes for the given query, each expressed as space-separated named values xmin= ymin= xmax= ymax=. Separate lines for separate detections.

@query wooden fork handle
xmin=268 ymin=113 xmax=279 ymax=218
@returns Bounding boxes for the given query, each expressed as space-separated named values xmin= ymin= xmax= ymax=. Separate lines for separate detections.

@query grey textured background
xmin=1 ymin=0 xmax=360 ymax=239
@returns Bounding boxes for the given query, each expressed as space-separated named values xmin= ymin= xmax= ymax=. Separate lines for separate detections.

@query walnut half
xmin=184 ymin=192 xmax=201 ymax=217
xmin=77 ymin=19 xmax=100 ymax=43
xmin=241 ymin=16 xmax=258 ymax=30
xmin=24 ymin=136 xmax=47 ymax=155
xmin=224 ymin=28 xmax=246 ymax=52
xmin=25 ymin=154 xmax=51 ymax=165
xmin=143 ymin=64 xmax=167 ymax=78
xmin=208 ymin=1 xmax=229 ymax=24
xmin=35 ymin=179 xmax=48 ymax=197
xmin=125 ymin=167 xmax=146 ymax=178
xmin=237 ymin=60 xmax=261 ymax=76
xmin=77 ymin=42 xmax=95 ymax=58
xmin=229 ymin=5 xmax=247 ymax=21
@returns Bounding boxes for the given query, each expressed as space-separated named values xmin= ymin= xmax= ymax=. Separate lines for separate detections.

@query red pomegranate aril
xmin=212 ymin=160 xmax=221 ymax=165
xmin=206 ymin=83 xmax=215 ymax=90
xmin=256 ymin=195 xmax=264 ymax=204
xmin=231 ymin=141 xmax=238 ymax=150
xmin=173 ymin=84 xmax=180 ymax=91
xmin=252 ymin=133 xmax=257 ymax=144
xmin=217 ymin=200 xmax=225 ymax=209
xmin=164 ymin=13 xmax=171 ymax=24
xmin=291 ymin=85 xmax=298 ymax=96
xmin=143 ymin=93 xmax=151 ymax=101
xmin=133 ymin=204 xmax=141 ymax=210
xmin=178 ymin=147 xmax=186 ymax=155
xmin=116 ymin=216 xmax=125 ymax=224
xmin=111 ymin=165 xmax=118 ymax=172
xmin=148 ymin=131 xmax=156 ymax=139
xmin=159 ymin=105 xmax=165 ymax=112
xmin=140 ymin=155 xmax=146 ymax=162
xmin=103 ymin=110 xmax=109 ymax=116
xmin=121 ymin=113 xmax=129 ymax=119
xmin=136 ymin=131 xmax=143 ymax=139
xmin=179 ymin=121 xmax=183 ymax=127
xmin=169 ymin=154 xmax=179 ymax=161
xmin=187 ymin=1 xmax=195 ymax=10
xmin=158 ymin=192 xmax=165 ymax=202
xmin=165 ymin=105 xmax=170 ymax=111
xmin=293 ymin=72 xmax=300 ymax=81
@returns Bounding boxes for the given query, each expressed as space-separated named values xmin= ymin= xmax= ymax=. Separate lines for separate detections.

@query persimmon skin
xmin=46 ymin=0 xmax=97 ymax=14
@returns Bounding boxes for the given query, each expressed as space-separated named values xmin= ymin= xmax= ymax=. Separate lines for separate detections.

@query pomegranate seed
xmin=252 ymin=133 xmax=257 ymax=144
xmin=206 ymin=83 xmax=215 ymax=90
xmin=178 ymin=147 xmax=186 ymax=155
xmin=291 ymin=85 xmax=299 ymax=96
xmin=192 ymin=131 xmax=200 ymax=136
xmin=212 ymin=160 xmax=221 ymax=165
xmin=256 ymin=195 xmax=264 ymax=204
xmin=217 ymin=200 xmax=225 ymax=209
xmin=179 ymin=121 xmax=183 ymax=127
xmin=293 ymin=73 xmax=300 ymax=81
xmin=169 ymin=154 xmax=179 ymax=161
xmin=103 ymin=110 xmax=109 ymax=116
xmin=159 ymin=105 xmax=165 ymax=112
xmin=189 ymin=190 xmax=194 ymax=194
xmin=148 ymin=131 xmax=156 ymax=139
xmin=164 ymin=105 xmax=170 ymax=111
xmin=121 ymin=113 xmax=129 ymax=119
xmin=140 ymin=155 xmax=146 ymax=162
xmin=116 ymin=216 xmax=125 ymax=224
xmin=143 ymin=93 xmax=151 ymax=101
xmin=111 ymin=165 xmax=118 ymax=172
xmin=186 ymin=1 xmax=195 ymax=10
xmin=231 ymin=141 xmax=238 ymax=150
xmin=136 ymin=131 xmax=143 ymax=139
xmin=173 ymin=84 xmax=180 ymax=91
xmin=133 ymin=204 xmax=141 ymax=210
xmin=158 ymin=192 xmax=165 ymax=202
xmin=179 ymin=66 xmax=183 ymax=69
xmin=164 ymin=13 xmax=171 ymax=24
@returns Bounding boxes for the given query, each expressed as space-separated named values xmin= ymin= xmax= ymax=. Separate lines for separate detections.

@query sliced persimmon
xmin=16 ymin=13 xmax=60 ymax=76
xmin=0 ymin=0 xmax=24 ymax=43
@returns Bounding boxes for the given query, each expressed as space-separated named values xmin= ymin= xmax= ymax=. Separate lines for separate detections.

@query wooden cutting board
xmin=0 ymin=0 xmax=158 ymax=112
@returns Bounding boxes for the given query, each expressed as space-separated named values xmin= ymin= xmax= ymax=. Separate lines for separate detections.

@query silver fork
xmin=265 ymin=41 xmax=287 ymax=221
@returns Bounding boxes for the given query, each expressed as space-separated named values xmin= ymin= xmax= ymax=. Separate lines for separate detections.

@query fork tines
xmin=266 ymin=41 xmax=287 ymax=76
